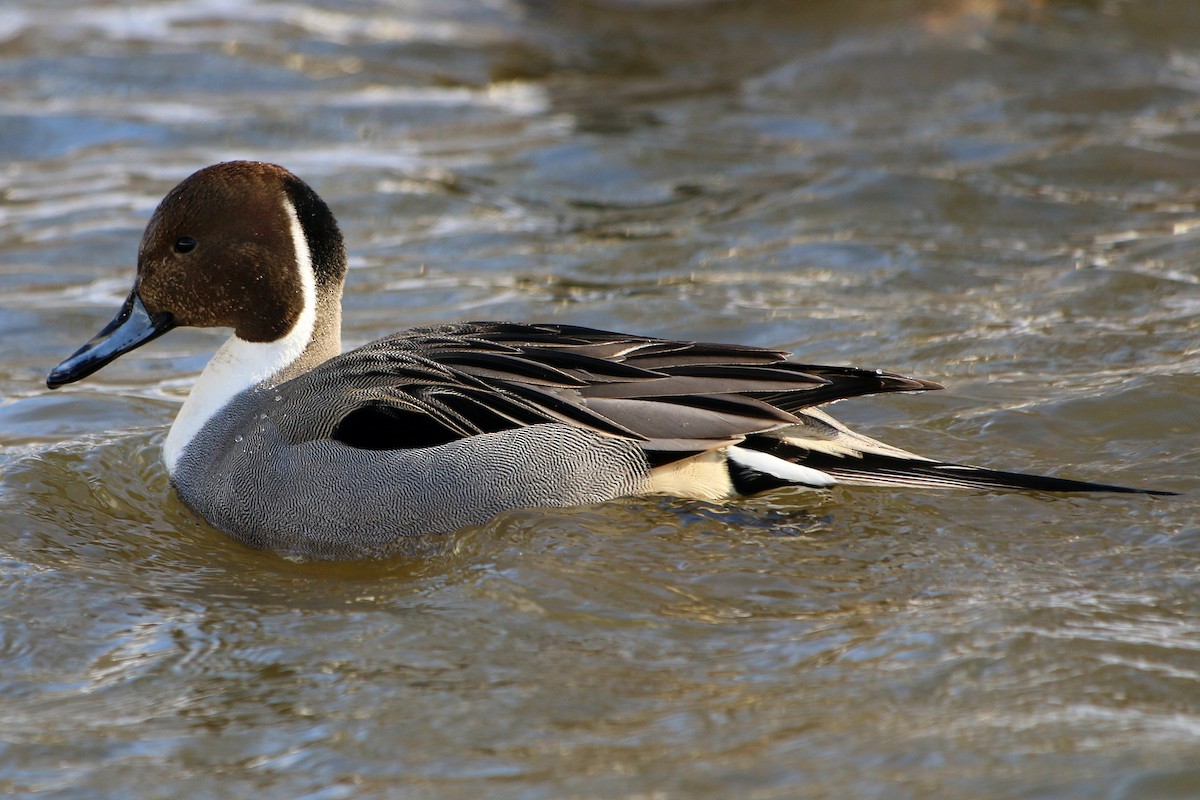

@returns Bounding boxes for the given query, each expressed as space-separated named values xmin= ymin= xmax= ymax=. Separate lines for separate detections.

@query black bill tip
xmin=47 ymin=291 xmax=175 ymax=389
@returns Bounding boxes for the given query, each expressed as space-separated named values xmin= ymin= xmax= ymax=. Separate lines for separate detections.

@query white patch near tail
xmin=727 ymin=446 xmax=837 ymax=488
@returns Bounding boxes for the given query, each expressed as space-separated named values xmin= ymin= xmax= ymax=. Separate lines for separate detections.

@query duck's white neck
xmin=163 ymin=198 xmax=319 ymax=475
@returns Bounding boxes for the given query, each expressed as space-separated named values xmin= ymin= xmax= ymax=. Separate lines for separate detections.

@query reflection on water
xmin=1 ymin=0 xmax=1199 ymax=797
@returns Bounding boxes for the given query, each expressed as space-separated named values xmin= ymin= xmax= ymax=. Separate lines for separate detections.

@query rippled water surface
xmin=2 ymin=1 xmax=1199 ymax=797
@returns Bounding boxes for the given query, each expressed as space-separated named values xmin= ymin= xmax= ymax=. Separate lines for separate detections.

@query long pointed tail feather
xmin=736 ymin=436 xmax=1175 ymax=496
xmin=803 ymin=451 xmax=1175 ymax=495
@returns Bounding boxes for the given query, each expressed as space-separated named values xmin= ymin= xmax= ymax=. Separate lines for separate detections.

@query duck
xmin=46 ymin=162 xmax=1169 ymax=559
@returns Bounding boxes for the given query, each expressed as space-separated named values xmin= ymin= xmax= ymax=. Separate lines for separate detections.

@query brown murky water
xmin=1 ymin=1 xmax=1198 ymax=797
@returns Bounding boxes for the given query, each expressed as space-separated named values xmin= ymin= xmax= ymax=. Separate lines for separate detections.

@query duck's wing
xmin=290 ymin=321 xmax=929 ymax=458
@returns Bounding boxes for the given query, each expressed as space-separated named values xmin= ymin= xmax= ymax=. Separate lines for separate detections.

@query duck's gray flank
xmin=46 ymin=162 xmax=1172 ymax=560
xmin=174 ymin=382 xmax=647 ymax=559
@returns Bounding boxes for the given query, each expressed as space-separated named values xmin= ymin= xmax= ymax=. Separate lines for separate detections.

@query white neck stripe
xmin=163 ymin=195 xmax=318 ymax=474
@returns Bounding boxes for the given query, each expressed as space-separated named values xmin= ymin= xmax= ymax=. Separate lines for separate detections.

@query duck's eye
xmin=173 ymin=236 xmax=197 ymax=254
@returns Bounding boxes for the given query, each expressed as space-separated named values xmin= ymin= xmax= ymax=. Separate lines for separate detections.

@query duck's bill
xmin=46 ymin=290 xmax=175 ymax=389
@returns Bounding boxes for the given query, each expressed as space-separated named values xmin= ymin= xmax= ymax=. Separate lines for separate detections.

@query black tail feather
xmin=815 ymin=457 xmax=1176 ymax=495
xmin=740 ymin=438 xmax=1175 ymax=496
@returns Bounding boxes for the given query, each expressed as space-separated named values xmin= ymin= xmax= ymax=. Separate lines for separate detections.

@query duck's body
xmin=47 ymin=162 xmax=1168 ymax=559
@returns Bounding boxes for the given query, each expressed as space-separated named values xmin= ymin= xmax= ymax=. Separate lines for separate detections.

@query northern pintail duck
xmin=46 ymin=162 xmax=1169 ymax=559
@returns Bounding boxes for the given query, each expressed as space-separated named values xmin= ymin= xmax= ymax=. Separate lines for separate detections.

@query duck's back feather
xmin=289 ymin=322 xmax=932 ymax=458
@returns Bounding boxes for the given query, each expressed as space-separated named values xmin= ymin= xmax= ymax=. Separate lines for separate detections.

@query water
xmin=2 ymin=1 xmax=1199 ymax=797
